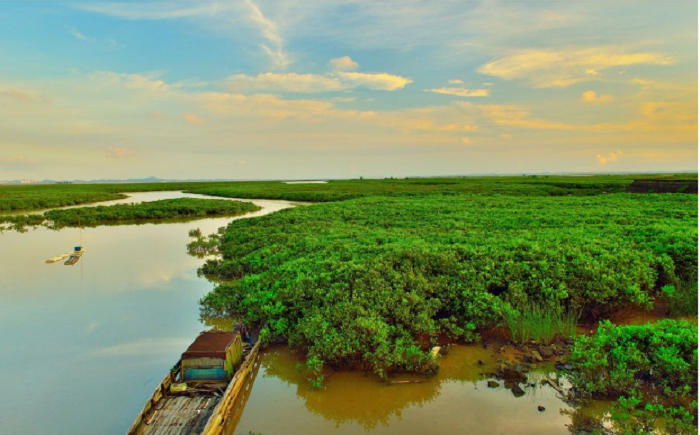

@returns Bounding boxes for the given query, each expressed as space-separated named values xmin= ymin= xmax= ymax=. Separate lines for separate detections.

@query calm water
xmin=227 ymin=346 xmax=598 ymax=435
xmin=0 ymin=191 xmax=602 ymax=435
xmin=0 ymin=192 xmax=298 ymax=435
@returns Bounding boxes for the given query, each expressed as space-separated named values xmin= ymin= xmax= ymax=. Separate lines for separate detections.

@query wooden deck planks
xmin=140 ymin=396 xmax=220 ymax=435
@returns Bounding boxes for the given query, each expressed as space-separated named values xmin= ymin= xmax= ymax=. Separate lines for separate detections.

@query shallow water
xmin=0 ymin=192 xmax=297 ymax=435
xmin=228 ymin=346 xmax=586 ymax=435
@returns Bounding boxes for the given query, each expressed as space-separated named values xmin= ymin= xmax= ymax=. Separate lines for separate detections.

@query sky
xmin=0 ymin=1 xmax=697 ymax=180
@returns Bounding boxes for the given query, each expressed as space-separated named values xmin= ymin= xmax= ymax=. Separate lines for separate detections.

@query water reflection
xmin=0 ymin=192 xmax=297 ymax=435
xmin=231 ymin=345 xmax=579 ymax=435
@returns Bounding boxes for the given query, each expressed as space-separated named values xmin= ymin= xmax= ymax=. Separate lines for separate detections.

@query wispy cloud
xmin=335 ymin=72 xmax=412 ymax=91
xmin=182 ymin=113 xmax=207 ymax=125
xmin=245 ymin=0 xmax=290 ymax=69
xmin=477 ymin=104 xmax=575 ymax=130
xmin=108 ymin=147 xmax=133 ymax=158
xmin=329 ymin=56 xmax=359 ymax=71
xmin=69 ymin=27 xmax=94 ymax=42
xmin=426 ymin=87 xmax=490 ymax=97
xmin=226 ymin=71 xmax=412 ymax=93
xmin=74 ymin=3 xmax=227 ymax=20
xmin=479 ymin=47 xmax=674 ymax=88
xmin=227 ymin=72 xmax=344 ymax=93
xmin=0 ymin=88 xmax=46 ymax=102
xmin=90 ymin=71 xmax=171 ymax=93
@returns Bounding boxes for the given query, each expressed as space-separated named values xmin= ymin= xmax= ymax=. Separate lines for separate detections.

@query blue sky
xmin=0 ymin=1 xmax=697 ymax=180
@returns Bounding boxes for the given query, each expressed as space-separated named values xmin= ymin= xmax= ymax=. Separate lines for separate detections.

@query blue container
xmin=74 ymin=246 xmax=82 ymax=252
xmin=183 ymin=368 xmax=227 ymax=381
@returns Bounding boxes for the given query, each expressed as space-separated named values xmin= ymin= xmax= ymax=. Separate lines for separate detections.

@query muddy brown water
xmin=0 ymin=191 xmax=611 ymax=435
xmin=224 ymin=345 xmax=611 ymax=435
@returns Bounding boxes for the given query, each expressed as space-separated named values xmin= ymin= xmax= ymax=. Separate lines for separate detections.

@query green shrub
xmin=569 ymin=319 xmax=698 ymax=434
xmin=199 ymin=194 xmax=697 ymax=381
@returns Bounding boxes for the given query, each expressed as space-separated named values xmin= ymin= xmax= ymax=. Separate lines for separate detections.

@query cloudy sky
xmin=0 ymin=1 xmax=697 ymax=180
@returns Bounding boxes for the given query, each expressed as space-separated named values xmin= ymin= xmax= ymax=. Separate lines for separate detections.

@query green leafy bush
xmin=569 ymin=319 xmax=698 ymax=434
xmin=199 ymin=194 xmax=697 ymax=381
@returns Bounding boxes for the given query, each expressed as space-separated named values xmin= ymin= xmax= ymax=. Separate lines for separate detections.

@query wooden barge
xmin=126 ymin=329 xmax=260 ymax=435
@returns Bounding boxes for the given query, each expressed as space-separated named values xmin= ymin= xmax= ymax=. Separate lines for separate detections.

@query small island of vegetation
xmin=0 ymin=198 xmax=261 ymax=230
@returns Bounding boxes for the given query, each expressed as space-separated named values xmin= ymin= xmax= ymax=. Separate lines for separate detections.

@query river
xmin=0 ymin=192 xmax=298 ymax=435
xmin=0 ymin=191 xmax=604 ymax=435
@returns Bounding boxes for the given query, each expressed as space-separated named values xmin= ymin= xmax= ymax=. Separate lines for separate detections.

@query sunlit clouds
xmin=597 ymin=150 xmax=624 ymax=166
xmin=479 ymin=47 xmax=675 ymax=88
xmin=582 ymin=91 xmax=613 ymax=103
xmin=329 ymin=56 xmax=359 ymax=71
xmin=181 ymin=113 xmax=207 ymax=125
xmin=0 ymin=1 xmax=696 ymax=179
xmin=426 ymin=87 xmax=490 ymax=98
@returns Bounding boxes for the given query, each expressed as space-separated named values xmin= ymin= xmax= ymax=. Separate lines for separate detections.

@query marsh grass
xmin=662 ymin=283 xmax=699 ymax=318
xmin=503 ymin=303 xmax=579 ymax=344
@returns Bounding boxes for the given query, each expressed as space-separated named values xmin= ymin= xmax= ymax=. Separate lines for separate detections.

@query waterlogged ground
xmin=0 ymin=191 xmax=611 ymax=435
xmin=227 ymin=345 xmax=606 ymax=435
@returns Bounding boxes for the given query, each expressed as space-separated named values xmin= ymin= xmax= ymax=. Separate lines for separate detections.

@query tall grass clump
xmin=503 ymin=303 xmax=579 ymax=344
xmin=661 ymin=284 xmax=699 ymax=318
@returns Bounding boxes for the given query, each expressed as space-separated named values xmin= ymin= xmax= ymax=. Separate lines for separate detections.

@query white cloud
xmin=479 ymin=47 xmax=674 ymax=88
xmin=226 ymin=71 xmax=412 ymax=93
xmin=448 ymin=79 xmax=464 ymax=84
xmin=245 ymin=0 xmax=290 ymax=68
xmin=329 ymin=56 xmax=359 ymax=71
xmin=582 ymin=90 xmax=613 ymax=103
xmin=335 ymin=72 xmax=412 ymax=91
xmin=74 ymin=3 xmax=229 ymax=20
xmin=69 ymin=27 xmax=94 ymax=42
xmin=90 ymin=71 xmax=172 ymax=92
xmin=425 ymin=87 xmax=490 ymax=97
xmin=227 ymin=73 xmax=344 ymax=93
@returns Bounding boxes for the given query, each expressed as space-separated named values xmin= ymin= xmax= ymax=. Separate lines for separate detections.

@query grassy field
xmin=1 ymin=173 xmax=696 ymax=211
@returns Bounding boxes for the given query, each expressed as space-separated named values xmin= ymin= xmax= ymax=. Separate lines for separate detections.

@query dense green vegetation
xmin=190 ymin=174 xmax=695 ymax=202
xmin=1 ymin=173 xmax=695 ymax=211
xmin=0 ymin=198 xmax=260 ymax=230
xmin=198 ymin=193 xmax=697 ymax=382
xmin=43 ymin=198 xmax=260 ymax=227
xmin=570 ymin=320 xmax=697 ymax=434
